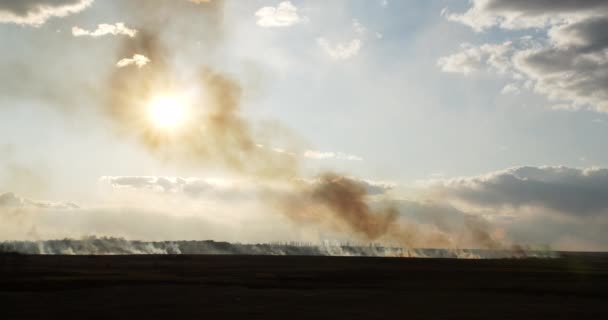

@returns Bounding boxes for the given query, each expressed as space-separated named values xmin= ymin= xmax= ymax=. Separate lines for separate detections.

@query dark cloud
xmin=441 ymin=0 xmax=608 ymax=112
xmin=0 ymin=0 xmax=93 ymax=25
xmin=431 ymin=166 xmax=608 ymax=216
xmin=550 ymin=17 xmax=608 ymax=52
xmin=484 ymin=0 xmax=608 ymax=14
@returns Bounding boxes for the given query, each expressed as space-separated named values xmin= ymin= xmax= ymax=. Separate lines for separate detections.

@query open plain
xmin=1 ymin=253 xmax=607 ymax=319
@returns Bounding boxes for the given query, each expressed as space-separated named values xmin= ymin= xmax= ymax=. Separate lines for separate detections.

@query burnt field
xmin=1 ymin=253 xmax=607 ymax=319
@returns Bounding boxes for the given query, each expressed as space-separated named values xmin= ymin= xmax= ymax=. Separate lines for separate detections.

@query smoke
xmin=0 ymin=1 xmax=510 ymax=250
xmin=267 ymin=174 xmax=457 ymax=248
xmin=105 ymin=30 xmax=299 ymax=179
xmin=97 ymin=5 xmax=510 ymax=250
xmin=0 ymin=237 xmax=556 ymax=258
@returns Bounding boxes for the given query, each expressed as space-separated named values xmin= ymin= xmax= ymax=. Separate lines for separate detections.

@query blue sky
xmin=1 ymin=0 xmax=608 ymax=251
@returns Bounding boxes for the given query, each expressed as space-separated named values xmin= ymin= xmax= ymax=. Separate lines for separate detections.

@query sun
xmin=147 ymin=94 xmax=188 ymax=130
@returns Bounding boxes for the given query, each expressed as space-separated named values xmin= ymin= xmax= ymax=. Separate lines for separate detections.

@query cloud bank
xmin=427 ymin=166 xmax=608 ymax=217
xmin=440 ymin=0 xmax=608 ymax=112
xmin=0 ymin=0 xmax=93 ymax=26
xmin=4 ymin=164 xmax=608 ymax=250
xmin=0 ymin=192 xmax=79 ymax=210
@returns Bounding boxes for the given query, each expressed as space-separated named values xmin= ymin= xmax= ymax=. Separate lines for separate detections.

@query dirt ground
xmin=1 ymin=253 xmax=606 ymax=319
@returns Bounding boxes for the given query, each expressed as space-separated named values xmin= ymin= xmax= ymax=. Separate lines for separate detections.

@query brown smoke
xmin=271 ymin=174 xmax=454 ymax=248
xmin=104 ymin=30 xmax=427 ymax=245
xmin=105 ymin=31 xmax=298 ymax=179
xmin=100 ymin=4 xmax=504 ymax=249
xmin=308 ymin=173 xmax=398 ymax=240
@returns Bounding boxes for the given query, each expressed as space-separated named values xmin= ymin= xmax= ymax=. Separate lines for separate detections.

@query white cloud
xmin=100 ymin=176 xmax=249 ymax=201
xmin=0 ymin=0 xmax=93 ymax=26
xmin=72 ymin=22 xmax=137 ymax=37
xmin=254 ymin=1 xmax=304 ymax=27
xmin=352 ymin=19 xmax=366 ymax=35
xmin=0 ymin=192 xmax=79 ymax=210
xmin=303 ymin=150 xmax=363 ymax=161
xmin=437 ymin=41 xmax=516 ymax=75
xmin=116 ymin=54 xmax=150 ymax=68
xmin=501 ymin=83 xmax=520 ymax=95
xmin=317 ymin=38 xmax=362 ymax=60
xmin=440 ymin=0 xmax=608 ymax=112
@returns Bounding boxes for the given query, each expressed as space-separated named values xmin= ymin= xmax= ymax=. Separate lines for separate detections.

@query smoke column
xmin=99 ymin=2 xmax=504 ymax=249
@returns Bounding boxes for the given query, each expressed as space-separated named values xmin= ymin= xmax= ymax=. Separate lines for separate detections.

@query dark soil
xmin=1 ymin=253 xmax=607 ymax=319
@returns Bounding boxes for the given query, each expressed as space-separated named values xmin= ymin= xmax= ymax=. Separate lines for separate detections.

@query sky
xmin=1 ymin=0 xmax=608 ymax=251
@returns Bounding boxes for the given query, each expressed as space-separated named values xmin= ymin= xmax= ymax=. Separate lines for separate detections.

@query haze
xmin=1 ymin=0 xmax=608 ymax=251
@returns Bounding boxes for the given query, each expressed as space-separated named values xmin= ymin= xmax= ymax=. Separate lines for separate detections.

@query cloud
xmin=115 ymin=54 xmax=150 ymax=68
xmin=350 ymin=178 xmax=395 ymax=195
xmin=0 ymin=0 xmax=93 ymax=26
xmin=317 ymin=38 xmax=362 ymax=60
xmin=440 ymin=0 xmax=608 ymax=112
xmin=101 ymin=174 xmax=394 ymax=200
xmin=72 ymin=23 xmax=137 ymax=37
xmin=437 ymin=41 xmax=516 ymax=75
xmin=0 ymin=192 xmax=79 ymax=210
xmin=501 ymin=83 xmax=520 ymax=95
xmin=254 ymin=1 xmax=304 ymax=27
xmin=352 ymin=19 xmax=366 ymax=35
xmin=303 ymin=150 xmax=363 ymax=161
xmin=102 ymin=175 xmax=223 ymax=193
xmin=426 ymin=166 xmax=608 ymax=217
xmin=100 ymin=176 xmax=253 ymax=201
xmin=442 ymin=0 xmax=608 ymax=31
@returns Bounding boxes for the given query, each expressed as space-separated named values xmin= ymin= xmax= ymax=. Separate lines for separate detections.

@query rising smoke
xmin=1 ymin=1 xmax=510 ymax=250
xmin=0 ymin=237 xmax=555 ymax=259
xmin=101 ymin=15 xmax=504 ymax=250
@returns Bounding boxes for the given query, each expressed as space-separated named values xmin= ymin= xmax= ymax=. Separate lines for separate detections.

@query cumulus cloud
xmin=115 ymin=54 xmax=150 ymax=68
xmin=317 ymin=38 xmax=362 ymax=60
xmin=437 ymin=41 xmax=515 ymax=75
xmin=303 ymin=150 xmax=363 ymax=161
xmin=426 ymin=166 xmax=608 ymax=217
xmin=0 ymin=0 xmax=93 ymax=26
xmin=254 ymin=1 xmax=304 ymax=27
xmin=72 ymin=22 xmax=137 ymax=37
xmin=440 ymin=0 xmax=608 ymax=112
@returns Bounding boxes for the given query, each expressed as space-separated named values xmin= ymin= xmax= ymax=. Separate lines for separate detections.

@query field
xmin=1 ymin=253 xmax=607 ymax=319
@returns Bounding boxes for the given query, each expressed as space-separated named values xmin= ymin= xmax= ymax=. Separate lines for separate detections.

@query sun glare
xmin=147 ymin=95 xmax=188 ymax=130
